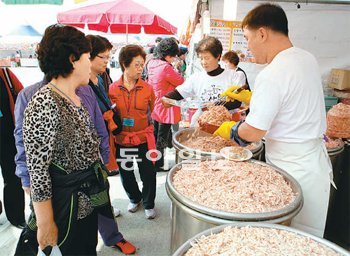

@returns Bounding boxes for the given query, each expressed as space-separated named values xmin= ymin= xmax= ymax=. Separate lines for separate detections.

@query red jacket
xmin=109 ymin=76 xmax=155 ymax=146
xmin=147 ymin=59 xmax=184 ymax=124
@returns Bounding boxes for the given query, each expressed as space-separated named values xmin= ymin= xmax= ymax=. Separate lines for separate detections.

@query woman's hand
xmin=33 ymin=199 xmax=58 ymax=250
xmin=37 ymin=221 xmax=58 ymax=250
xmin=161 ymin=97 xmax=174 ymax=108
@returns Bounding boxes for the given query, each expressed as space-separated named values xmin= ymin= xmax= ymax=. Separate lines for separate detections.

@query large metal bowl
xmin=173 ymin=223 xmax=349 ymax=256
xmin=167 ymin=159 xmax=303 ymax=221
xmin=327 ymin=142 xmax=344 ymax=165
xmin=173 ymin=128 xmax=264 ymax=163
xmin=327 ymin=142 xmax=345 ymax=154
xmin=166 ymin=159 xmax=304 ymax=253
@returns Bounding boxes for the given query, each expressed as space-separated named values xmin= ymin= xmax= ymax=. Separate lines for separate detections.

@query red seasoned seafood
xmin=182 ymin=134 xmax=260 ymax=153
xmin=326 ymin=103 xmax=350 ymax=138
xmin=324 ymin=137 xmax=344 ymax=150
xmin=182 ymin=135 xmax=238 ymax=152
xmin=185 ymin=226 xmax=341 ymax=256
xmin=198 ymin=105 xmax=231 ymax=126
xmin=173 ymin=160 xmax=295 ymax=213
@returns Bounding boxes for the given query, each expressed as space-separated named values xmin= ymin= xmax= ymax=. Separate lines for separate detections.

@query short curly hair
xmin=36 ymin=24 xmax=91 ymax=81
xmin=118 ymin=44 xmax=146 ymax=72
xmin=86 ymin=35 xmax=113 ymax=60
xmin=195 ymin=36 xmax=223 ymax=58
xmin=154 ymin=38 xmax=179 ymax=60
xmin=222 ymin=51 xmax=240 ymax=66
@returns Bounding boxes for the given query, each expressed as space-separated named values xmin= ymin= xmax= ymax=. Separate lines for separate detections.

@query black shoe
xmin=10 ymin=221 xmax=26 ymax=229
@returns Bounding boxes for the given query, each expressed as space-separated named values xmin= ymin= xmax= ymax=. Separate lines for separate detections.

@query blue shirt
xmin=14 ymin=80 xmax=110 ymax=187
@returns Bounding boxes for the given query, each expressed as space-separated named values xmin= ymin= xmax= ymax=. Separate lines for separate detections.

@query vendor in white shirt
xmin=162 ymin=36 xmax=250 ymax=126
xmin=216 ymin=3 xmax=332 ymax=237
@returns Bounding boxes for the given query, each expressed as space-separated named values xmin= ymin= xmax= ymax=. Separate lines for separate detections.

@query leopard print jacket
xmin=23 ymin=86 xmax=101 ymax=219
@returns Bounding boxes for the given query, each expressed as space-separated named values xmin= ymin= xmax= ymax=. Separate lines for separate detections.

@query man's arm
xmin=237 ymin=122 xmax=266 ymax=142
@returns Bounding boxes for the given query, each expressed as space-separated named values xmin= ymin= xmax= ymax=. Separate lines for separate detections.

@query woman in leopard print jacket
xmin=23 ymin=24 xmax=105 ymax=255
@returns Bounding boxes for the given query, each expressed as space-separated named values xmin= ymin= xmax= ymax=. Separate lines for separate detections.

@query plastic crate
xmin=324 ymin=96 xmax=338 ymax=109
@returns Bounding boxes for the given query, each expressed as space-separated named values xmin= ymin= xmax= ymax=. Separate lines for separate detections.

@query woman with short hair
xmin=23 ymin=24 xmax=105 ymax=254
xmin=109 ymin=45 xmax=157 ymax=219
xmin=146 ymin=38 xmax=184 ymax=172
xmin=86 ymin=34 xmax=136 ymax=254
xmin=162 ymin=36 xmax=250 ymax=126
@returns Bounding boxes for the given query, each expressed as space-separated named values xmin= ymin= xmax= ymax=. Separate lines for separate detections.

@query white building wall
xmin=209 ymin=0 xmax=350 ymax=88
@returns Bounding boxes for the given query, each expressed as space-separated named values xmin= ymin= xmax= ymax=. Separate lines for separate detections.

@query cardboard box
xmin=328 ymin=69 xmax=350 ymax=90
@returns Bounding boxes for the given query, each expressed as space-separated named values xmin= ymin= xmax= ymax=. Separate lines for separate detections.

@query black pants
xmin=15 ymin=209 xmax=98 ymax=256
xmin=14 ymin=201 xmax=37 ymax=256
xmin=62 ymin=210 xmax=98 ymax=256
xmin=0 ymin=80 xmax=25 ymax=225
xmin=14 ymin=201 xmax=122 ymax=255
xmin=116 ymin=143 xmax=156 ymax=209
xmin=153 ymin=120 xmax=172 ymax=168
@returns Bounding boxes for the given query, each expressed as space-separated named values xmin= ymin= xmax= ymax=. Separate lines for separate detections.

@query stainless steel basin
xmin=173 ymin=223 xmax=349 ymax=256
xmin=166 ymin=159 xmax=304 ymax=253
xmin=173 ymin=128 xmax=264 ymax=163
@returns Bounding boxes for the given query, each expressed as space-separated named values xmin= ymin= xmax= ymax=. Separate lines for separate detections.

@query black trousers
xmin=62 ymin=210 xmax=98 ymax=256
xmin=0 ymin=80 xmax=25 ymax=225
xmin=153 ymin=120 xmax=172 ymax=168
xmin=14 ymin=200 xmax=122 ymax=255
xmin=15 ymin=209 xmax=98 ymax=256
xmin=14 ymin=201 xmax=37 ymax=256
xmin=116 ymin=143 xmax=156 ymax=209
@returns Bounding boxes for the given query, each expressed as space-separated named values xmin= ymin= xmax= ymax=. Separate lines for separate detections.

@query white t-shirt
xmin=246 ymin=47 xmax=326 ymax=143
xmin=232 ymin=67 xmax=247 ymax=87
xmin=177 ymin=69 xmax=238 ymax=102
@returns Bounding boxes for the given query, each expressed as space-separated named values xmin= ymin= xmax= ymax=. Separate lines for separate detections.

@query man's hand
xmin=213 ymin=121 xmax=236 ymax=140
xmin=22 ymin=186 xmax=30 ymax=195
xmin=221 ymin=86 xmax=252 ymax=105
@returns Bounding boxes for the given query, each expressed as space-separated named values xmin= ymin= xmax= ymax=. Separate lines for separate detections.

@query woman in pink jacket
xmin=146 ymin=38 xmax=184 ymax=172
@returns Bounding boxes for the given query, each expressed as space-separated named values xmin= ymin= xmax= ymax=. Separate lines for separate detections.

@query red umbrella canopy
xmin=57 ymin=0 xmax=177 ymax=35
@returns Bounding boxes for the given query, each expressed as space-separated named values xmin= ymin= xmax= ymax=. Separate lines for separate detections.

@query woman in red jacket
xmin=146 ymin=38 xmax=184 ymax=172
xmin=109 ymin=45 xmax=157 ymax=219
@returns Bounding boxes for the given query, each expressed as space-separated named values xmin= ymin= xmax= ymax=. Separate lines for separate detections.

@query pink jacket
xmin=147 ymin=58 xmax=184 ymax=124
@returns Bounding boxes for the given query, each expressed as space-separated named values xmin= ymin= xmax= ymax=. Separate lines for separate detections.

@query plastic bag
xmin=37 ymin=245 xmax=62 ymax=256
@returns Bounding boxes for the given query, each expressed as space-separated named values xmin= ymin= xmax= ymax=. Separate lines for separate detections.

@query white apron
xmin=265 ymin=138 xmax=332 ymax=237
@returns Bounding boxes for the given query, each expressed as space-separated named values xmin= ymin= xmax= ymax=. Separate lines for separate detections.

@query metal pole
xmin=126 ymin=24 xmax=128 ymax=44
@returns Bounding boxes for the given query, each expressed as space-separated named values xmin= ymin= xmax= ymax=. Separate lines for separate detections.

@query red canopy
xmin=57 ymin=0 xmax=177 ymax=35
